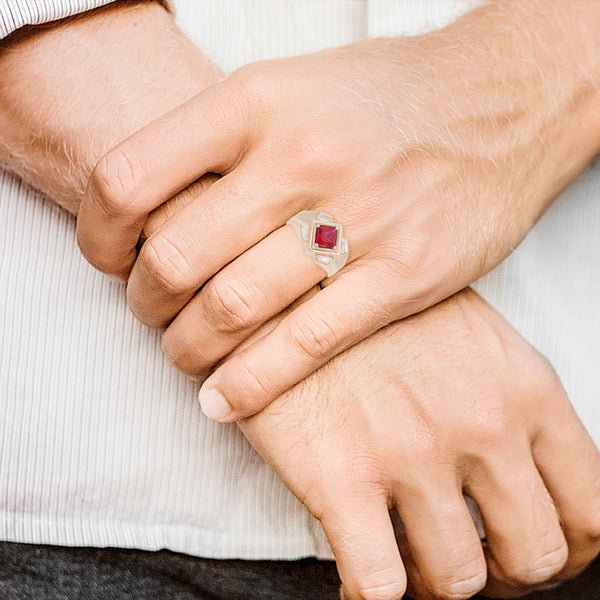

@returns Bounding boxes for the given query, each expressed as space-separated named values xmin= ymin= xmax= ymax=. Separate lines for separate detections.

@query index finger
xmin=76 ymin=76 xmax=250 ymax=280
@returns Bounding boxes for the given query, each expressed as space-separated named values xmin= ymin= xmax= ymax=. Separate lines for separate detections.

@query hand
xmin=0 ymin=0 xmax=222 ymax=215
xmin=75 ymin=1 xmax=600 ymax=420
xmin=236 ymin=289 xmax=600 ymax=600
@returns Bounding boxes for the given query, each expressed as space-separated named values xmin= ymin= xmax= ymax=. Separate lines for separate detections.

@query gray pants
xmin=0 ymin=543 xmax=598 ymax=599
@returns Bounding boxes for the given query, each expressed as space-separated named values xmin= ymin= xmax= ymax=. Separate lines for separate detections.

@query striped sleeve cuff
xmin=0 ymin=0 xmax=171 ymax=40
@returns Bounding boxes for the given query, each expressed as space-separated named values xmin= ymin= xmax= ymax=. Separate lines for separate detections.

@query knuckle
xmin=430 ymin=563 xmax=487 ymax=599
xmin=465 ymin=393 xmax=513 ymax=450
xmin=393 ymin=400 xmax=440 ymax=470
xmin=372 ymin=233 xmax=430 ymax=296
xmin=89 ymin=147 xmax=144 ymax=218
xmin=506 ymin=542 xmax=568 ymax=585
xmin=204 ymin=277 xmax=259 ymax=333
xmin=336 ymin=452 xmax=383 ymax=492
xmin=527 ymin=354 xmax=564 ymax=401
xmin=394 ymin=234 xmax=429 ymax=280
xmin=161 ymin=329 xmax=214 ymax=378
xmin=356 ymin=580 xmax=406 ymax=600
xmin=78 ymin=241 xmax=123 ymax=276
xmin=236 ymin=362 xmax=272 ymax=405
xmin=231 ymin=63 xmax=281 ymax=109
xmin=138 ymin=236 xmax=194 ymax=295
xmin=286 ymin=127 xmax=351 ymax=180
xmin=406 ymin=423 xmax=440 ymax=469
xmin=285 ymin=314 xmax=341 ymax=362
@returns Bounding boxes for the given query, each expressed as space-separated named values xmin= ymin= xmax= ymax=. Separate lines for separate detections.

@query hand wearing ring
xmin=77 ymin=6 xmax=600 ymax=421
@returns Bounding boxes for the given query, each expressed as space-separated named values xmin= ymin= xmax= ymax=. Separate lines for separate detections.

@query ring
xmin=287 ymin=211 xmax=349 ymax=277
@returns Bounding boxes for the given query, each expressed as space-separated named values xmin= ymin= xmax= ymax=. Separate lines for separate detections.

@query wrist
xmin=447 ymin=0 xmax=600 ymax=208
xmin=0 ymin=1 xmax=222 ymax=214
xmin=355 ymin=0 xmax=599 ymax=229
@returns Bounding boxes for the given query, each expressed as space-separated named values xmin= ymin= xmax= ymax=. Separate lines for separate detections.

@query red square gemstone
xmin=314 ymin=224 xmax=338 ymax=250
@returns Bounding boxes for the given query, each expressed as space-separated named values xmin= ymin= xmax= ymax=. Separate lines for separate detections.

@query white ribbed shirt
xmin=0 ymin=0 xmax=598 ymax=561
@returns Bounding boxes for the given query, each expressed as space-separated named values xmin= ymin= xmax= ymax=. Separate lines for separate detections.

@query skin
xmin=237 ymin=289 xmax=600 ymax=600
xmin=72 ymin=0 xmax=600 ymax=423
xmin=0 ymin=0 xmax=222 ymax=213
xmin=2 ymin=2 xmax=600 ymax=598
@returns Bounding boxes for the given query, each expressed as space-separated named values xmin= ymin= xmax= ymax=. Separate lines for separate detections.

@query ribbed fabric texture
xmin=0 ymin=0 xmax=118 ymax=38
xmin=0 ymin=0 xmax=599 ymax=562
xmin=0 ymin=171 xmax=332 ymax=560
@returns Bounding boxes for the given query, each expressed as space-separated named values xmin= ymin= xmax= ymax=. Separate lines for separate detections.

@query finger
xmin=161 ymin=225 xmax=325 ymax=377
xmin=198 ymin=266 xmax=393 ymax=421
xmin=77 ymin=77 xmax=250 ymax=280
xmin=126 ymin=166 xmax=300 ymax=328
xmin=391 ymin=529 xmax=447 ymax=600
xmin=140 ymin=173 xmax=221 ymax=244
xmin=390 ymin=534 xmax=426 ymax=600
xmin=393 ymin=477 xmax=487 ymax=599
xmin=391 ymin=533 xmax=489 ymax=600
xmin=324 ymin=495 xmax=406 ymax=600
xmin=531 ymin=382 xmax=600 ymax=580
xmin=467 ymin=449 xmax=568 ymax=591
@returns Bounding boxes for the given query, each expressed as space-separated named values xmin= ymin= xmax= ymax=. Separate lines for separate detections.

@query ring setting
xmin=287 ymin=211 xmax=349 ymax=277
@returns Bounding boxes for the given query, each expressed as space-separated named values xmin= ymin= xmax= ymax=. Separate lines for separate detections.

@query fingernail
xmin=199 ymin=387 xmax=233 ymax=421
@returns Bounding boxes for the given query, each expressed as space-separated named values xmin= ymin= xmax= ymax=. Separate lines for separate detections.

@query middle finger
xmin=161 ymin=224 xmax=326 ymax=378
xmin=126 ymin=165 xmax=301 ymax=328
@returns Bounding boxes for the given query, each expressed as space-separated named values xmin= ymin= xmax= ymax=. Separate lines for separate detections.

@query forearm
xmin=470 ymin=0 xmax=600 ymax=202
xmin=0 ymin=0 xmax=222 ymax=214
xmin=400 ymin=0 xmax=600 ymax=219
